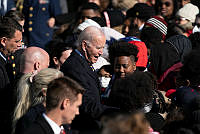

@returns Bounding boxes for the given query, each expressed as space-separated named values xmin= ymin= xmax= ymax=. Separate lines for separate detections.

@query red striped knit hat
xmin=145 ymin=16 xmax=168 ymax=40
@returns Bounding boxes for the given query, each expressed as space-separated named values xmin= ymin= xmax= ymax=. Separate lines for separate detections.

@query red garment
xmin=128 ymin=40 xmax=148 ymax=68
xmin=185 ymin=29 xmax=193 ymax=37
xmin=157 ymin=62 xmax=183 ymax=91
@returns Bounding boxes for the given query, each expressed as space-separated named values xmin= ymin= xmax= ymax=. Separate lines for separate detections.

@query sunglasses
xmin=159 ymin=1 xmax=171 ymax=7
xmin=176 ymin=17 xmax=188 ymax=22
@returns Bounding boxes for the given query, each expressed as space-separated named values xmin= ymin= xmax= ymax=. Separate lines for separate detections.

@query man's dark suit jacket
xmin=21 ymin=115 xmax=54 ymax=134
xmin=60 ymin=50 xmax=110 ymax=130
xmin=0 ymin=55 xmax=12 ymax=133
xmin=0 ymin=55 xmax=10 ymax=89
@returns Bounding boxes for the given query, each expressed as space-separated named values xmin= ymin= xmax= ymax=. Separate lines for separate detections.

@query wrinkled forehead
xmin=91 ymin=35 xmax=106 ymax=45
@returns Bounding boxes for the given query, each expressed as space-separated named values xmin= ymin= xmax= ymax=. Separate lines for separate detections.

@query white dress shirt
xmin=43 ymin=113 xmax=62 ymax=134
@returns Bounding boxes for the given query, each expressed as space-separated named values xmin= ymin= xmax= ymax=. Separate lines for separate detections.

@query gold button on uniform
xmin=20 ymin=5 xmax=23 ymax=10
xmin=29 ymin=7 xmax=33 ymax=11
xmin=13 ymin=71 xmax=16 ymax=75
xmin=29 ymin=21 xmax=33 ymax=25
xmin=29 ymin=27 xmax=32 ymax=31
xmin=12 ymin=64 xmax=15 ymax=68
xmin=42 ymin=7 xmax=46 ymax=11
xmin=11 ymin=56 xmax=14 ymax=60
xmin=29 ymin=13 xmax=33 ymax=17
xmin=46 ymin=33 xmax=49 ymax=36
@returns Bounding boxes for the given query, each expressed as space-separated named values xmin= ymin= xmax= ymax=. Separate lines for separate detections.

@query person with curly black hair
xmin=100 ymin=40 xmax=138 ymax=104
xmin=107 ymin=71 xmax=153 ymax=113
xmin=109 ymin=40 xmax=138 ymax=79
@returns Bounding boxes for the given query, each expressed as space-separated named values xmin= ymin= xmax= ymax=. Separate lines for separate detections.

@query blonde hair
xmin=12 ymin=68 xmax=64 ymax=134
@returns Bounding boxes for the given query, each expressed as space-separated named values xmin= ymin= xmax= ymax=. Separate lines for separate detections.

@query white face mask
xmin=193 ymin=25 xmax=200 ymax=33
xmin=99 ymin=77 xmax=111 ymax=88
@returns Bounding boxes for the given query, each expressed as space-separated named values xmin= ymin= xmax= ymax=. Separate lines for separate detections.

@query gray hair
xmin=78 ymin=26 xmax=105 ymax=46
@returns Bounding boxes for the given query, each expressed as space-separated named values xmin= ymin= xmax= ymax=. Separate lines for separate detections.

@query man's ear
xmin=81 ymin=40 xmax=87 ymax=52
xmin=0 ymin=37 xmax=7 ymax=47
xmin=34 ymin=61 xmax=40 ymax=71
xmin=61 ymin=98 xmax=70 ymax=110
xmin=53 ymin=57 xmax=59 ymax=65
xmin=41 ymin=88 xmax=47 ymax=97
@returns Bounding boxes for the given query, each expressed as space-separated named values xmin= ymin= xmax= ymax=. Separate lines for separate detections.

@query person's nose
xmin=18 ymin=41 xmax=22 ymax=47
xmin=124 ymin=26 xmax=129 ymax=34
xmin=119 ymin=66 xmax=124 ymax=73
xmin=76 ymin=109 xmax=80 ymax=115
xmin=99 ymin=48 xmax=103 ymax=55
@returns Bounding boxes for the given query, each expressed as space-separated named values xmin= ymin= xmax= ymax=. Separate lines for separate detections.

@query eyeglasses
xmin=176 ymin=17 xmax=188 ymax=22
xmin=159 ymin=1 xmax=171 ymax=7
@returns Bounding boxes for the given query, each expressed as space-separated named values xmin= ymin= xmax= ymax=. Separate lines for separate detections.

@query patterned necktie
xmin=90 ymin=65 xmax=95 ymax=71
xmin=60 ymin=126 xmax=66 ymax=134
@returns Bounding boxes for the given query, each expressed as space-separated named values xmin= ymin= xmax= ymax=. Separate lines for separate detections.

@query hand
xmin=47 ymin=17 xmax=55 ymax=28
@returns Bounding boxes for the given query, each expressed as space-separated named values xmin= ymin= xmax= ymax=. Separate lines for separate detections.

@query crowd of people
xmin=0 ymin=0 xmax=200 ymax=134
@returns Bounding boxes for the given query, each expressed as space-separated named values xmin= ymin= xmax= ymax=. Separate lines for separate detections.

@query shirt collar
xmin=139 ymin=23 xmax=144 ymax=31
xmin=43 ymin=113 xmax=62 ymax=134
xmin=75 ymin=49 xmax=84 ymax=58
xmin=75 ymin=49 xmax=93 ymax=65
xmin=0 ymin=52 xmax=6 ymax=61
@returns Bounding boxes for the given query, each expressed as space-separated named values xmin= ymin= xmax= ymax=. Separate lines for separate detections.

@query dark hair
xmin=90 ymin=17 xmax=106 ymax=27
xmin=179 ymin=49 xmax=200 ymax=86
xmin=109 ymin=40 xmax=138 ymax=67
xmin=189 ymin=32 xmax=200 ymax=50
xmin=155 ymin=0 xmax=179 ymax=19
xmin=140 ymin=27 xmax=162 ymax=49
xmin=46 ymin=76 xmax=85 ymax=111
xmin=4 ymin=10 xmax=25 ymax=22
xmin=107 ymin=71 xmax=153 ymax=112
xmin=0 ymin=17 xmax=22 ymax=38
xmin=98 ymin=64 xmax=113 ymax=75
xmin=45 ymin=40 xmax=74 ymax=68
xmin=81 ymin=2 xmax=101 ymax=13
xmin=127 ymin=22 xmax=140 ymax=38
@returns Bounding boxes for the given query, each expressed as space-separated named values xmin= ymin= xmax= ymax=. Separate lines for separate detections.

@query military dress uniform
xmin=23 ymin=0 xmax=61 ymax=48
xmin=0 ymin=0 xmax=15 ymax=16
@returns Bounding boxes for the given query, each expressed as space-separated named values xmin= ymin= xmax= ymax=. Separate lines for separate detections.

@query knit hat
xmin=112 ymin=0 xmax=138 ymax=11
xmin=176 ymin=3 xmax=199 ymax=23
xmin=126 ymin=3 xmax=155 ymax=21
xmin=145 ymin=16 xmax=168 ymax=40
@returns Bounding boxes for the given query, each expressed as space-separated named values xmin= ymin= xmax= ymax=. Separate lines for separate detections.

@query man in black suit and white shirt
xmin=21 ymin=77 xmax=85 ymax=134
xmin=60 ymin=26 xmax=117 ymax=132
xmin=0 ymin=16 xmax=22 ymax=132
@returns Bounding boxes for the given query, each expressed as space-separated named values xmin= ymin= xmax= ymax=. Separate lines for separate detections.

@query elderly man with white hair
xmin=61 ymin=26 xmax=117 ymax=132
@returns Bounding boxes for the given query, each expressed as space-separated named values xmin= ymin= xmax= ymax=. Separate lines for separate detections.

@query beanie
xmin=145 ymin=16 xmax=168 ymax=40
xmin=112 ymin=0 xmax=137 ymax=11
xmin=176 ymin=3 xmax=199 ymax=23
